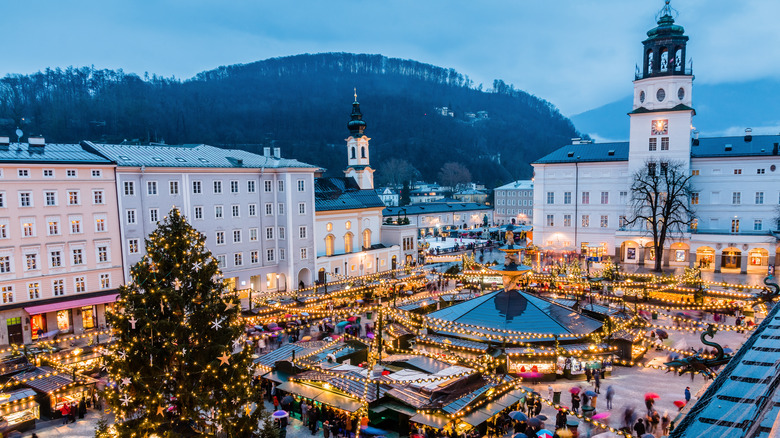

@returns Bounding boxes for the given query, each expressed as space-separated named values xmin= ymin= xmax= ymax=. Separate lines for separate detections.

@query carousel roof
xmin=427 ymin=289 xmax=603 ymax=337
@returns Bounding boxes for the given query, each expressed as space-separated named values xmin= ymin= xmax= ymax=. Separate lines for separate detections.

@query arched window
xmin=674 ymin=48 xmax=683 ymax=71
xmin=361 ymin=147 xmax=366 ymax=158
xmin=325 ymin=234 xmax=335 ymax=256
xmin=646 ymin=49 xmax=654 ymax=74
xmin=351 ymin=147 xmax=356 ymax=159
xmin=362 ymin=229 xmax=372 ymax=249
xmin=344 ymin=233 xmax=353 ymax=254
xmin=660 ymin=48 xmax=669 ymax=72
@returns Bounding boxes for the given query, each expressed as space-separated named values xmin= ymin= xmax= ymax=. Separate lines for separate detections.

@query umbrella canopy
xmin=724 ymin=347 xmax=734 ymax=354
xmin=267 ymin=322 xmax=278 ymax=329
xmin=366 ymin=333 xmax=375 ymax=339
xmin=301 ymin=336 xmax=312 ymax=342
xmin=344 ymin=324 xmax=353 ymax=329
xmin=655 ymin=329 xmax=669 ymax=340
xmin=555 ymin=429 xmax=573 ymax=438
xmin=284 ymin=314 xmax=293 ymax=318
xmin=519 ymin=371 xmax=543 ymax=379
xmin=587 ymin=362 xmax=601 ymax=369
xmin=282 ymin=395 xmax=294 ymax=406
xmin=360 ymin=426 xmax=388 ymax=436
xmin=272 ymin=326 xmax=284 ymax=331
xmin=584 ymin=390 xmax=597 ymax=397
xmin=347 ymin=316 xmax=357 ymax=322
xmin=535 ymin=414 xmax=548 ymax=421
xmin=645 ymin=392 xmax=660 ymax=401
xmin=356 ymin=299 xmax=365 ymax=303
xmin=512 ymin=434 xmax=525 ymax=438
xmin=569 ymin=387 xmax=581 ymax=394
xmin=537 ymin=430 xmax=554 ymax=438
xmin=301 ymin=312 xmax=309 ymax=316
xmin=528 ymin=418 xmax=542 ymax=428
xmin=509 ymin=411 xmax=528 ymax=421
xmin=272 ymin=410 xmax=288 ymax=419
xmin=673 ymin=400 xmax=686 ymax=408
xmin=336 ymin=321 xmax=349 ymax=328
xmin=592 ymin=412 xmax=610 ymax=420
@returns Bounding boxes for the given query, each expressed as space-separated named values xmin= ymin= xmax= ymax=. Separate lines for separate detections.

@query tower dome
xmin=637 ymin=0 xmax=690 ymax=80
xmin=347 ymin=90 xmax=367 ymax=137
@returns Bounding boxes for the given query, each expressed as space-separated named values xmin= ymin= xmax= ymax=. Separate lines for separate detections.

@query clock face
xmin=639 ymin=91 xmax=645 ymax=103
xmin=651 ymin=119 xmax=669 ymax=135
xmin=657 ymin=88 xmax=666 ymax=102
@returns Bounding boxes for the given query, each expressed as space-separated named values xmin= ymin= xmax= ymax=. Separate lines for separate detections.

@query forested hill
xmin=0 ymin=53 xmax=581 ymax=187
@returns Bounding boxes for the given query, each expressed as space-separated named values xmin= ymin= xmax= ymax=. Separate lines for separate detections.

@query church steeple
xmin=344 ymin=90 xmax=374 ymax=190
xmin=637 ymin=0 xmax=690 ymax=80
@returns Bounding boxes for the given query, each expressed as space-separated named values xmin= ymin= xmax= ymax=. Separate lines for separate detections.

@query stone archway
xmin=695 ymin=246 xmax=716 ymax=270
xmin=297 ymin=268 xmax=311 ymax=289
xmin=670 ymin=242 xmax=690 ymax=265
xmin=721 ymin=247 xmax=742 ymax=270
xmin=620 ymin=241 xmax=639 ymax=263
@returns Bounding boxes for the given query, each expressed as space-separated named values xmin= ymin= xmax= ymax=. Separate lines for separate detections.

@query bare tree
xmin=437 ymin=162 xmax=472 ymax=189
xmin=626 ymin=160 xmax=695 ymax=272
xmin=379 ymin=158 xmax=419 ymax=186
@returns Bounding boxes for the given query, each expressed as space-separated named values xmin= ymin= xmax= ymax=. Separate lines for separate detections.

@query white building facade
xmin=532 ymin=6 xmax=780 ymax=274
xmin=494 ymin=180 xmax=534 ymax=225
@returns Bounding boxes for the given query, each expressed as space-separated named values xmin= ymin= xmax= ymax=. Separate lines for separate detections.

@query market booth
xmin=0 ymin=389 xmax=39 ymax=435
xmin=11 ymin=366 xmax=96 ymax=418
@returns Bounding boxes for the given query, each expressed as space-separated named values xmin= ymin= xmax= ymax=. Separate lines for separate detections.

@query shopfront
xmin=22 ymin=293 xmax=117 ymax=344
xmin=0 ymin=388 xmax=39 ymax=435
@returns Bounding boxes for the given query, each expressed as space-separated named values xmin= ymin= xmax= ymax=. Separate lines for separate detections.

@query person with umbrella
xmin=605 ymin=385 xmax=615 ymax=410
xmin=571 ymin=391 xmax=581 ymax=415
xmin=644 ymin=393 xmax=658 ymax=416
xmin=555 ymin=409 xmax=567 ymax=430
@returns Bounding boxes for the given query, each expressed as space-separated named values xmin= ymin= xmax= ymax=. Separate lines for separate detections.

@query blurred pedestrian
xmin=606 ymin=385 xmax=615 ymax=410
xmin=685 ymin=386 xmax=691 ymax=403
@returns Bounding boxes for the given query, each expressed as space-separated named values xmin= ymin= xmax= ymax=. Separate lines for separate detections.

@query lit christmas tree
xmin=105 ymin=209 xmax=262 ymax=436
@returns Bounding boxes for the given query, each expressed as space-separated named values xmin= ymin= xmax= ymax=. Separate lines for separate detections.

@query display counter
xmin=0 ymin=389 xmax=39 ymax=434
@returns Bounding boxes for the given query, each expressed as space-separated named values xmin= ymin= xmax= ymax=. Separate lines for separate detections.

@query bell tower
xmin=628 ymin=0 xmax=694 ymax=174
xmin=344 ymin=90 xmax=375 ymax=190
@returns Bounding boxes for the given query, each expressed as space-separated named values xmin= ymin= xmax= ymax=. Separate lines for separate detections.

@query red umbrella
xmin=347 ymin=316 xmax=357 ymax=322
xmin=569 ymin=387 xmax=581 ymax=394
xmin=673 ymin=400 xmax=686 ymax=408
xmin=645 ymin=392 xmax=660 ymax=401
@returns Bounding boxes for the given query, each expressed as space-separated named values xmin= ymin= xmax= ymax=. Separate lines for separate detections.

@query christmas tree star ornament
xmin=224 ymin=301 xmax=236 ymax=311
xmin=216 ymin=424 xmax=223 ymax=433
xmin=121 ymin=377 xmax=131 ymax=386
xmin=218 ymin=352 xmax=231 ymax=366
xmin=157 ymin=405 xmax=166 ymax=416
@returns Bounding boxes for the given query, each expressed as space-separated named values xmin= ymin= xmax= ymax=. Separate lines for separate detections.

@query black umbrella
xmin=655 ymin=329 xmax=669 ymax=340
xmin=527 ymin=417 xmax=542 ymax=428
xmin=534 ymin=414 xmax=548 ymax=421
xmin=281 ymin=395 xmax=294 ymax=408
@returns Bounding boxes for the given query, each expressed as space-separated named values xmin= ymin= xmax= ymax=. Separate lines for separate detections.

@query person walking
xmin=594 ymin=371 xmax=601 ymax=394
xmin=571 ymin=393 xmax=581 ymax=415
xmin=323 ymin=420 xmax=331 ymax=438
xmin=585 ymin=367 xmax=592 ymax=384
xmin=650 ymin=410 xmax=660 ymax=434
xmin=78 ymin=396 xmax=86 ymax=419
xmin=645 ymin=397 xmax=655 ymax=416
xmin=555 ymin=410 xmax=567 ymax=430
xmin=633 ymin=418 xmax=646 ymax=437
xmin=301 ymin=401 xmax=309 ymax=426
xmin=605 ymin=385 xmax=615 ymax=410
xmin=684 ymin=386 xmax=691 ymax=404
xmin=60 ymin=403 xmax=70 ymax=425
xmin=661 ymin=411 xmax=671 ymax=435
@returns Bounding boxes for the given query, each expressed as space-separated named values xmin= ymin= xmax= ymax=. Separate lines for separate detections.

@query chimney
xmin=273 ymin=147 xmax=280 ymax=158
xmin=744 ymin=128 xmax=753 ymax=142
xmin=28 ymin=136 xmax=45 ymax=147
xmin=0 ymin=136 xmax=9 ymax=149
xmin=773 ymin=143 xmax=778 ymax=156
xmin=263 ymin=147 xmax=271 ymax=157
xmin=692 ymin=130 xmax=700 ymax=146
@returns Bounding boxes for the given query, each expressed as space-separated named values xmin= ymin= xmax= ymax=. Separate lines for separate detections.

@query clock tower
xmin=344 ymin=91 xmax=375 ymax=190
xmin=628 ymin=0 xmax=694 ymax=174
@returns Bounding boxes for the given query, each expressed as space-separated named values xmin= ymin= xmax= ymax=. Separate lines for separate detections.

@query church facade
xmin=532 ymin=3 xmax=780 ymax=274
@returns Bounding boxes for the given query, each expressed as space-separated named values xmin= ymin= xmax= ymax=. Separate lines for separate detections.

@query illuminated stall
xmin=12 ymin=366 xmax=96 ymax=418
xmin=0 ymin=389 xmax=39 ymax=434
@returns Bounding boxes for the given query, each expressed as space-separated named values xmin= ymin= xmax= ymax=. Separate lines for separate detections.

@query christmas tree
xmin=105 ymin=209 xmax=262 ymax=436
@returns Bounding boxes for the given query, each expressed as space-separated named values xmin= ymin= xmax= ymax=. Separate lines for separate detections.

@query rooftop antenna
xmin=15 ymin=128 xmax=22 ymax=144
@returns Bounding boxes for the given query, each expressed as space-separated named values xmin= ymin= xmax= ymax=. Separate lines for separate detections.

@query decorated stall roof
xmin=11 ymin=366 xmax=72 ymax=394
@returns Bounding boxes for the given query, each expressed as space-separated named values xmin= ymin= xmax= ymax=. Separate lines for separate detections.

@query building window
xmin=100 ymin=274 xmax=110 ymax=289
xmin=74 ymin=277 xmax=86 ymax=293
xmin=756 ymin=192 xmax=764 ymax=204
xmin=43 ymin=169 xmax=54 ymax=177
xmin=149 ymin=208 xmax=158 ymax=223
xmin=648 ymin=138 xmax=657 ymax=151
xmin=213 ymin=181 xmax=222 ymax=194
xmin=18 ymin=169 xmax=29 ymax=178
xmin=234 ymin=253 xmax=243 ymax=266
xmin=250 ymin=250 xmax=259 ymax=264
xmin=169 ymin=181 xmax=179 ymax=195
xmin=128 ymin=239 xmax=140 ymax=254
xmin=563 ymin=214 xmax=571 ymax=227
xmin=660 ymin=137 xmax=669 ymax=150
xmin=325 ymin=234 xmax=335 ymax=256
xmin=299 ymin=226 xmax=307 ymax=239
xmin=147 ymin=181 xmax=158 ymax=195
xmin=546 ymin=192 xmax=554 ymax=204
xmin=215 ymin=205 xmax=223 ymax=219
xmin=22 ymin=221 xmax=34 ymax=237
xmin=1 ymin=286 xmax=14 ymax=303
xmin=278 ymin=180 xmax=284 ymax=192
xmin=43 ymin=191 xmax=56 ymax=206
xmin=754 ymin=220 xmax=763 ymax=231
xmin=50 ymin=250 xmax=63 ymax=268
xmin=126 ymin=210 xmax=136 ymax=224
xmin=619 ymin=215 xmax=627 ymax=228
xmin=216 ymin=255 xmax=226 ymax=268
xmin=93 ymin=190 xmax=104 ymax=204
xmin=265 ymin=203 xmax=273 ymax=215
xmin=71 ymin=218 xmax=82 ymax=233
xmin=687 ymin=192 xmax=698 ymax=205
xmin=300 ymin=248 xmax=308 ymax=260
xmin=600 ymin=215 xmax=609 ymax=227
xmin=266 ymin=249 xmax=275 ymax=262
xmin=546 ymin=215 xmax=554 ymax=227
xmin=344 ymin=233 xmax=353 ymax=253
xmin=264 ymin=180 xmax=272 ymax=192
xmin=691 ymin=169 xmax=700 ymax=176
xmin=732 ymin=192 xmax=741 ymax=205
xmin=0 ymin=256 xmax=11 ymax=273
xmin=0 ymin=192 xmax=4 ymax=208
xmin=278 ymin=203 xmax=285 ymax=215
xmin=91 ymin=170 xmax=102 ymax=178
xmin=601 ymin=192 xmax=609 ymax=204
xmin=731 ymin=219 xmax=740 ymax=233
xmin=563 ymin=192 xmax=571 ymax=204
xmin=192 ymin=181 xmax=202 ymax=194
xmin=648 ymin=163 xmax=656 ymax=177
xmin=67 ymin=191 xmax=80 ymax=205
xmin=53 ymin=279 xmax=65 ymax=296
xmin=216 ymin=231 xmax=225 ymax=245
xmin=297 ymin=180 xmax=305 ymax=191
xmin=734 ymin=169 xmax=742 ymax=175
xmin=233 ymin=230 xmax=241 ymax=243
xmin=298 ymin=203 xmax=306 ymax=215
xmin=25 ymin=253 xmax=38 ymax=270
xmin=98 ymin=246 xmax=108 ymax=262
xmin=266 ymin=227 xmax=274 ymax=240
xmin=194 ymin=206 xmax=203 ymax=220
xmin=66 ymin=169 xmax=77 ymax=177
xmin=48 ymin=219 xmax=59 ymax=235
xmin=95 ymin=217 xmax=106 ymax=232
xmin=280 ymin=249 xmax=285 ymax=260
xmin=247 ymin=181 xmax=256 ymax=193
xmin=582 ymin=215 xmax=590 ymax=227
xmin=72 ymin=248 xmax=84 ymax=265
xmin=278 ymin=227 xmax=285 ymax=239
xmin=230 ymin=180 xmax=239 ymax=193
xmin=231 ymin=205 xmax=239 ymax=217
xmin=19 ymin=192 xmax=32 ymax=207
xmin=28 ymin=283 xmax=40 ymax=299
xmin=248 ymin=204 xmax=257 ymax=217
xmin=249 ymin=228 xmax=258 ymax=241
xmin=757 ymin=168 xmax=765 ymax=174
xmin=124 ymin=181 xmax=135 ymax=196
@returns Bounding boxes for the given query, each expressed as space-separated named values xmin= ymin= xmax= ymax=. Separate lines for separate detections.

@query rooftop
xmin=383 ymin=202 xmax=491 ymax=217
xmin=494 ymin=180 xmax=534 ymax=191
xmin=315 ymin=177 xmax=386 ymax=211
xmin=0 ymin=142 xmax=111 ymax=164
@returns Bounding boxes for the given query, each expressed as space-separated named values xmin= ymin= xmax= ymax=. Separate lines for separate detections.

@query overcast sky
xmin=2 ymin=0 xmax=778 ymax=115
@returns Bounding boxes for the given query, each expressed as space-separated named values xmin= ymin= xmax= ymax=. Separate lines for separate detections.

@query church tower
xmin=344 ymin=91 xmax=375 ymax=190
xmin=628 ymin=0 xmax=694 ymax=174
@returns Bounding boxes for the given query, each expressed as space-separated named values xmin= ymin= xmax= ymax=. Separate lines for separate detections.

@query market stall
xmin=0 ymin=389 xmax=39 ymax=435
xmin=12 ymin=366 xmax=96 ymax=418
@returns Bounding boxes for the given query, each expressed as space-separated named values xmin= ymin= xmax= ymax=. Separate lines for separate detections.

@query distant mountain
xmin=0 ymin=53 xmax=583 ymax=188
xmin=571 ymin=78 xmax=780 ymax=142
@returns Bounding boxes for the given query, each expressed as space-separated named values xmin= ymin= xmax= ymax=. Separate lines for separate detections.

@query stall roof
xmin=254 ymin=343 xmax=313 ymax=368
xmin=0 ymin=388 xmax=37 ymax=405
xmin=371 ymin=401 xmax=419 ymax=417
xmin=410 ymin=412 xmax=450 ymax=428
xmin=276 ymin=380 xmax=362 ymax=413
xmin=418 ymin=334 xmax=490 ymax=352
xmin=383 ymin=354 xmax=454 ymax=374
xmin=261 ymin=371 xmax=290 ymax=384
xmin=12 ymin=366 xmax=73 ymax=394
xmin=459 ymin=389 xmax=524 ymax=427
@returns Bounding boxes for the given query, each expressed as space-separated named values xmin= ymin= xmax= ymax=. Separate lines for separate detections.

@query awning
xmin=410 ymin=412 xmax=450 ymax=428
xmin=372 ymin=402 xmax=418 ymax=417
xmin=25 ymin=294 xmax=118 ymax=315
xmin=460 ymin=390 xmax=524 ymax=427
xmin=261 ymin=371 xmax=290 ymax=384
xmin=276 ymin=381 xmax=362 ymax=413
